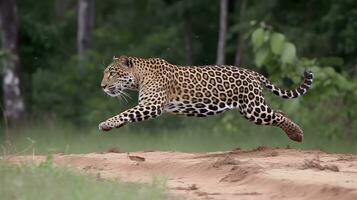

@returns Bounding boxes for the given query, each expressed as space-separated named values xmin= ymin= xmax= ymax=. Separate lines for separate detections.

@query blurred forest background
xmin=0 ymin=0 xmax=357 ymax=154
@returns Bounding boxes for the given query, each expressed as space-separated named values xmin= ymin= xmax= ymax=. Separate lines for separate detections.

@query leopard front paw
xmin=98 ymin=121 xmax=112 ymax=132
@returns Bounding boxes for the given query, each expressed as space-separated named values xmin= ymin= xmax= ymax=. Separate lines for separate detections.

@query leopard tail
xmin=257 ymin=70 xmax=314 ymax=99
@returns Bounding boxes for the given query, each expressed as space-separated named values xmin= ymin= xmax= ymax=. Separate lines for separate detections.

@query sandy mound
xmin=5 ymin=147 xmax=357 ymax=200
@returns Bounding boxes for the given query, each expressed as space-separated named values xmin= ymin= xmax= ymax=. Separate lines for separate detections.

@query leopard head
xmin=101 ymin=55 xmax=138 ymax=97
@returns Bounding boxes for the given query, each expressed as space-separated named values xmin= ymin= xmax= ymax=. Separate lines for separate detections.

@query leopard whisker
xmin=119 ymin=91 xmax=129 ymax=103
xmin=116 ymin=95 xmax=125 ymax=103
xmin=121 ymin=91 xmax=132 ymax=100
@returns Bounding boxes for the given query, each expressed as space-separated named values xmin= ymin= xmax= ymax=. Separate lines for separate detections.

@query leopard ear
xmin=113 ymin=56 xmax=119 ymax=61
xmin=119 ymin=56 xmax=132 ymax=68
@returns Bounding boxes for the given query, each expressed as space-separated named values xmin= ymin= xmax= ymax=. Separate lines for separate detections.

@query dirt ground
xmin=6 ymin=147 xmax=357 ymax=200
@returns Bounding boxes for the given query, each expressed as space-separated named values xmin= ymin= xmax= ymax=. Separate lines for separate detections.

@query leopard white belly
xmin=163 ymin=101 xmax=238 ymax=116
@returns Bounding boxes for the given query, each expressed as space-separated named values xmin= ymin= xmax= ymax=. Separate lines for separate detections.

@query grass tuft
xmin=0 ymin=158 xmax=167 ymax=200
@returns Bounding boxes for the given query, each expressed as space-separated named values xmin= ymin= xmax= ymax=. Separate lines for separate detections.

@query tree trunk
xmin=0 ymin=0 xmax=25 ymax=126
xmin=234 ymin=0 xmax=247 ymax=66
xmin=184 ymin=11 xmax=193 ymax=65
xmin=77 ymin=0 xmax=94 ymax=61
xmin=216 ymin=0 xmax=228 ymax=65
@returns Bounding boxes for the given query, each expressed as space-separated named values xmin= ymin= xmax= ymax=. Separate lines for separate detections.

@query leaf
xmin=251 ymin=28 xmax=265 ymax=49
xmin=255 ymin=47 xmax=269 ymax=67
xmin=270 ymin=33 xmax=285 ymax=55
xmin=281 ymin=42 xmax=296 ymax=64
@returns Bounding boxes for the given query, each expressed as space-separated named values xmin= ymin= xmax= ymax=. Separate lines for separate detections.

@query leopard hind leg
xmin=238 ymin=97 xmax=303 ymax=142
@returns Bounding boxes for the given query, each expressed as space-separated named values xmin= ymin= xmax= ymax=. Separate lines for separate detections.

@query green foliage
xmin=0 ymin=161 xmax=167 ymax=200
xmin=251 ymin=24 xmax=297 ymax=68
xmin=270 ymin=33 xmax=285 ymax=55
xmin=250 ymin=23 xmax=357 ymax=137
xmin=254 ymin=47 xmax=269 ymax=67
xmin=251 ymin=28 xmax=265 ymax=49
xmin=280 ymin=42 xmax=296 ymax=64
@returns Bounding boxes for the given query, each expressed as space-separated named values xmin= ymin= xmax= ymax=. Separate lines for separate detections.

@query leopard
xmin=99 ymin=55 xmax=314 ymax=142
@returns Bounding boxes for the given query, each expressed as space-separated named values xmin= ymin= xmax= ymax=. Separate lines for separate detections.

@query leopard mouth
xmin=104 ymin=86 xmax=122 ymax=97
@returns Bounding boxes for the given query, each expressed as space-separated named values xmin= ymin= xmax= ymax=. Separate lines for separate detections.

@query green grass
xmin=1 ymin=116 xmax=356 ymax=155
xmin=0 ymin=158 xmax=167 ymax=200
